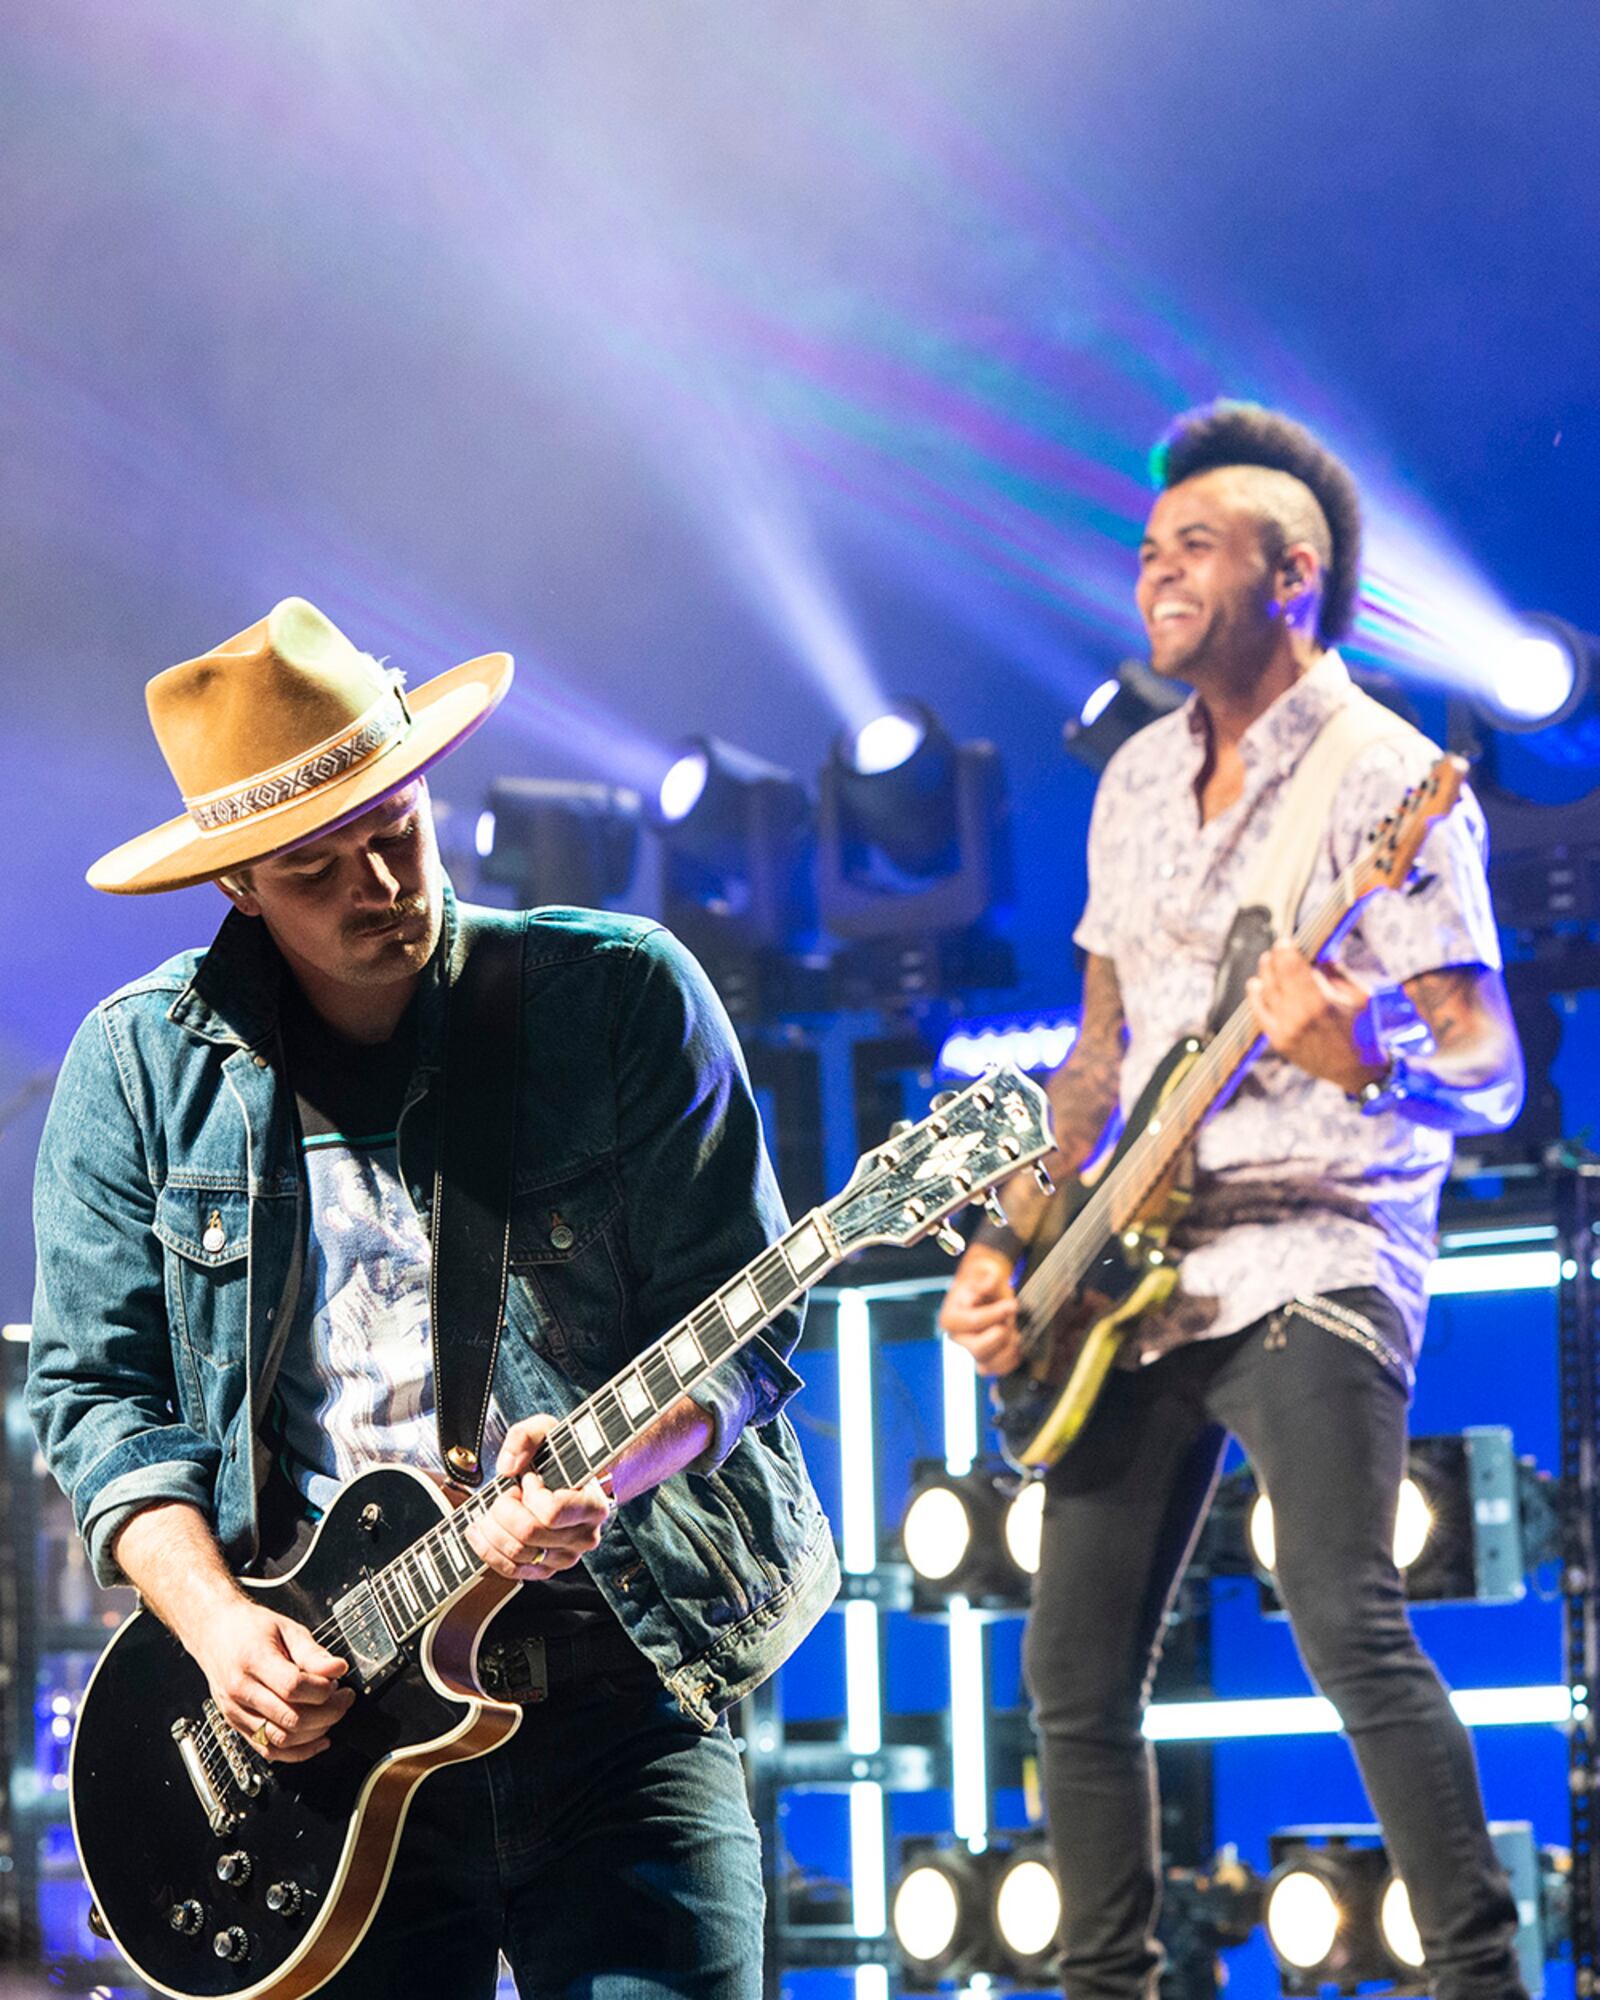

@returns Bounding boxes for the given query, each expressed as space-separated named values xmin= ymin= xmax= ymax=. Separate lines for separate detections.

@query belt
xmin=477 ymin=1623 xmax=652 ymax=1705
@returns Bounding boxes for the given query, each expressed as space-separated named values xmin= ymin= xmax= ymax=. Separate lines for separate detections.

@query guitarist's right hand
xmin=190 ymin=1600 xmax=354 ymax=1764
xmin=939 ymin=1243 xmax=1023 ymax=1376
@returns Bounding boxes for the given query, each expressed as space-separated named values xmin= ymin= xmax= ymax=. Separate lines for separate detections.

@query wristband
xmin=1350 ymin=1053 xmax=1411 ymax=1116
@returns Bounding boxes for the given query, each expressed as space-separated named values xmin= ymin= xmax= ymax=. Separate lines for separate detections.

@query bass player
xmin=940 ymin=403 xmax=1528 ymax=2000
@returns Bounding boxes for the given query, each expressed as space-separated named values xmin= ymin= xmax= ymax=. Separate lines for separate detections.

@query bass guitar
xmin=992 ymin=754 xmax=1466 ymax=1472
xmin=71 ymin=1063 xmax=1051 ymax=2000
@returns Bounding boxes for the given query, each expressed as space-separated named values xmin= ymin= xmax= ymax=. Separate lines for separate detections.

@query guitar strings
xmin=1012 ymin=761 xmax=1443 ymax=1345
xmin=1014 ymin=857 xmax=1358 ymax=1352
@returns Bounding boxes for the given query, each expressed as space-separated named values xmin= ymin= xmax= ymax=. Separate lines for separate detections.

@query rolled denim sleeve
xmin=28 ymin=1009 xmax=222 ymax=1584
xmin=612 ymin=927 xmax=804 ymax=1468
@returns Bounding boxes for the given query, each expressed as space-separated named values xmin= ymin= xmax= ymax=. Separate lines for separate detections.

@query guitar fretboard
xmin=1018 ymin=854 xmax=1370 ymax=1333
xmin=361 ymin=1208 xmax=839 ymax=1643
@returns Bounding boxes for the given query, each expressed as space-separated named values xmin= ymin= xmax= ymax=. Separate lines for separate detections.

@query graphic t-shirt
xmin=275 ymin=986 xmax=611 ymax=1634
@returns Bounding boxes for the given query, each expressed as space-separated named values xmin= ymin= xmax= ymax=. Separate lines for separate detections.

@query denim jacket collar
xmin=166 ymin=883 xmax=463 ymax=1076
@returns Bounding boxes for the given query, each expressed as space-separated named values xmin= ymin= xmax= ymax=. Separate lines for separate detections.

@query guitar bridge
xmin=171 ymin=1715 xmax=239 ymax=1835
xmin=205 ymin=1698 xmax=264 ymax=1798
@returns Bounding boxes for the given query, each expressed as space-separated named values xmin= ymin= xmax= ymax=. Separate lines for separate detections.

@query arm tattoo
xmin=1046 ymin=953 xmax=1127 ymax=1176
xmin=1393 ymin=964 xmax=1525 ymax=1135
xmin=972 ymin=955 xmax=1125 ymax=1258
xmin=1403 ymin=967 xmax=1483 ymax=1055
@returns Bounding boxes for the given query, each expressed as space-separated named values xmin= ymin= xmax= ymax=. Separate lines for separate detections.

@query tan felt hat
xmin=88 ymin=597 xmax=513 ymax=894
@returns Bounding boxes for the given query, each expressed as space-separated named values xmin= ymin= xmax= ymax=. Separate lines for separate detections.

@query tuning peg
xmin=982 ymin=1190 xmax=1008 ymax=1228
xmin=1032 ymin=1164 xmax=1056 ymax=1195
xmin=930 ymin=1090 xmax=957 ymax=1110
xmin=934 ymin=1221 xmax=966 ymax=1257
xmin=888 ymin=1119 xmax=914 ymax=1138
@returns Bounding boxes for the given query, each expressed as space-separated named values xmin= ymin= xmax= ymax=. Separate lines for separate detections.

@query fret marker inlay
xmin=668 ymin=1330 xmax=704 ymax=1379
xmin=722 ymin=1280 xmax=760 ymax=1330
xmin=619 ymin=1373 xmax=651 ymax=1420
xmin=574 ymin=1413 xmax=605 ymax=1462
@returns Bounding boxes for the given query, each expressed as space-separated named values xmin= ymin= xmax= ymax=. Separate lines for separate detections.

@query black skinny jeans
xmin=1024 ymin=1290 xmax=1526 ymax=2000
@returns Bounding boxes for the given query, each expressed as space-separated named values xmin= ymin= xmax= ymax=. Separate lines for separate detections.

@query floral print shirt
xmin=1075 ymin=651 xmax=1501 ymax=1361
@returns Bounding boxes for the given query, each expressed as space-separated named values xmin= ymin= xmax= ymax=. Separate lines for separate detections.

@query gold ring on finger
xmin=251 ymin=1720 xmax=270 ymax=1752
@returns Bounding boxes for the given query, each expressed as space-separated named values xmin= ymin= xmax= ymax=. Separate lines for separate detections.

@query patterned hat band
xmin=183 ymin=680 xmax=414 ymax=837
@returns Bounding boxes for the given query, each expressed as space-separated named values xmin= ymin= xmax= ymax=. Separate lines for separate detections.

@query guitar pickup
xmin=331 ymin=1579 xmax=403 ymax=1688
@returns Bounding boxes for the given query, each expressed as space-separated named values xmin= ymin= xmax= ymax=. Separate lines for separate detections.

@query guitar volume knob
xmin=213 ymin=1927 xmax=252 ymax=1963
xmin=216 ymin=1850 xmax=252 ymax=1885
xmin=169 ymin=1899 xmax=204 ymax=1935
xmin=266 ymin=1881 xmax=304 ymax=1917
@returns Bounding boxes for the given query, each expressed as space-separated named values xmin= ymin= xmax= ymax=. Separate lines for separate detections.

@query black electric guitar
xmin=70 ymin=1064 xmax=1052 ymax=2000
xmin=992 ymin=754 xmax=1467 ymax=1473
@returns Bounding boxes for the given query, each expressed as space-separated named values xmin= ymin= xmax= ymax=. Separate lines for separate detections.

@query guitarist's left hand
xmin=464 ymin=1415 xmax=613 ymax=1582
xmin=1247 ymin=941 xmax=1386 ymax=1095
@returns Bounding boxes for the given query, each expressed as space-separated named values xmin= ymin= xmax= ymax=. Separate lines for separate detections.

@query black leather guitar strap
xmin=428 ymin=915 xmax=526 ymax=1486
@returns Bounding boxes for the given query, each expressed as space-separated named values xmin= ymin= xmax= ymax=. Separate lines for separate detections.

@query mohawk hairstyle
xmin=1151 ymin=401 xmax=1363 ymax=645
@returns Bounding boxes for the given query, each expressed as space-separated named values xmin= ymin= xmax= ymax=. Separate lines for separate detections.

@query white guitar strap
xmin=1204 ymin=678 xmax=1421 ymax=1035
xmin=1242 ymin=681 xmax=1418 ymax=935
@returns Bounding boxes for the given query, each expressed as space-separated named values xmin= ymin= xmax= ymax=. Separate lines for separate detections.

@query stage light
xmin=1378 ymin=1871 xmax=1425 ymax=1972
xmin=658 ymin=749 xmax=709 ymax=823
xmin=1062 ymin=659 xmax=1186 ymax=773
xmin=1003 ymin=1478 xmax=1045 ymax=1577
xmin=1247 ymin=1475 xmax=1432 ymax=1577
xmin=891 ymin=1836 xmax=1062 ymax=1989
xmin=1263 ymin=1837 xmax=1394 ymax=1994
xmin=936 ymin=1013 xmax=1078 ymax=1080
xmin=1479 ymin=616 xmax=1587 ymax=734
xmin=900 ymin=1482 xmax=973 ymax=1584
xmin=850 ymin=706 xmax=926 ymax=776
xmin=650 ymin=735 xmax=816 ymax=1019
xmin=898 ymin=1461 xmax=1035 ymax=1609
xmin=475 ymin=779 xmax=640 ymax=909
xmin=991 ymin=1837 xmax=1062 ymax=1978
xmin=891 ymin=1845 xmax=990 ymax=1987
xmin=892 ymin=1864 xmax=962 ymax=1963
xmin=1264 ymin=1825 xmax=1564 ymax=1998
xmin=818 ymin=702 xmax=1013 ymax=1002
xmin=1206 ymin=1428 xmax=1558 ymax=1609
xmin=1264 ymin=1862 xmax=1344 ymax=1972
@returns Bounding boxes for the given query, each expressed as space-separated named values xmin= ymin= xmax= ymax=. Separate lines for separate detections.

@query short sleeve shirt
xmin=1074 ymin=650 xmax=1501 ymax=1361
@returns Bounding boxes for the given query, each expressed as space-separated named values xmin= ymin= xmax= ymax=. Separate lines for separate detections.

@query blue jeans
xmin=316 ymin=1668 xmax=764 ymax=1999
xmin=1024 ymin=1291 xmax=1526 ymax=2000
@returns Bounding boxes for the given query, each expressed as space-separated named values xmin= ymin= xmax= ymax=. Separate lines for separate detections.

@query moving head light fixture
xmin=651 ymin=735 xmax=817 ymax=1022
xmin=1063 ymin=659 xmax=1187 ymax=772
xmin=475 ymin=779 xmax=640 ymax=910
xmin=818 ymin=700 xmax=1015 ymax=1005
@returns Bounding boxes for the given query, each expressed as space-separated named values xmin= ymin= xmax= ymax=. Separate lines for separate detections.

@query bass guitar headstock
xmin=1354 ymin=754 xmax=1467 ymax=897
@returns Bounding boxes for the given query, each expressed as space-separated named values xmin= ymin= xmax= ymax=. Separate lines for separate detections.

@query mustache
xmin=346 ymin=894 xmax=428 ymax=942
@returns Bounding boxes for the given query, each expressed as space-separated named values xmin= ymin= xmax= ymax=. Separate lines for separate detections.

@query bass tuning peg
xmin=982 ymin=1190 xmax=1008 ymax=1227
xmin=930 ymin=1091 xmax=957 ymax=1110
xmin=888 ymin=1119 xmax=914 ymax=1138
xmin=1032 ymin=1164 xmax=1055 ymax=1195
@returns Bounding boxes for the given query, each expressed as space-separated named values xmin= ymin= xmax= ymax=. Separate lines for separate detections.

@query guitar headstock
xmin=825 ymin=1063 xmax=1054 ymax=1255
xmin=1354 ymin=754 xmax=1467 ymax=896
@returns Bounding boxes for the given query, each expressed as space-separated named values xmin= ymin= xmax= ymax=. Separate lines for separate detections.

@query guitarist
xmin=29 ymin=598 xmax=838 ymax=1997
xmin=940 ymin=404 xmax=1527 ymax=2000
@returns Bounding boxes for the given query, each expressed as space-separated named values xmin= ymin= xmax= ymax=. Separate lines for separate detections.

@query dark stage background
xmin=2 ymin=4 xmax=1597 ymax=1996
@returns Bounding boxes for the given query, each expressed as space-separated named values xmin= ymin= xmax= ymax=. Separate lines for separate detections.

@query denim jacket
xmin=29 ymin=891 xmax=839 ymax=1726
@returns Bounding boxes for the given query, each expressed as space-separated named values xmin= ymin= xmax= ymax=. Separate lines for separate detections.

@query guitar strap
xmin=428 ymin=912 xmax=527 ymax=1486
xmin=1205 ymin=681 xmax=1417 ymax=1035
